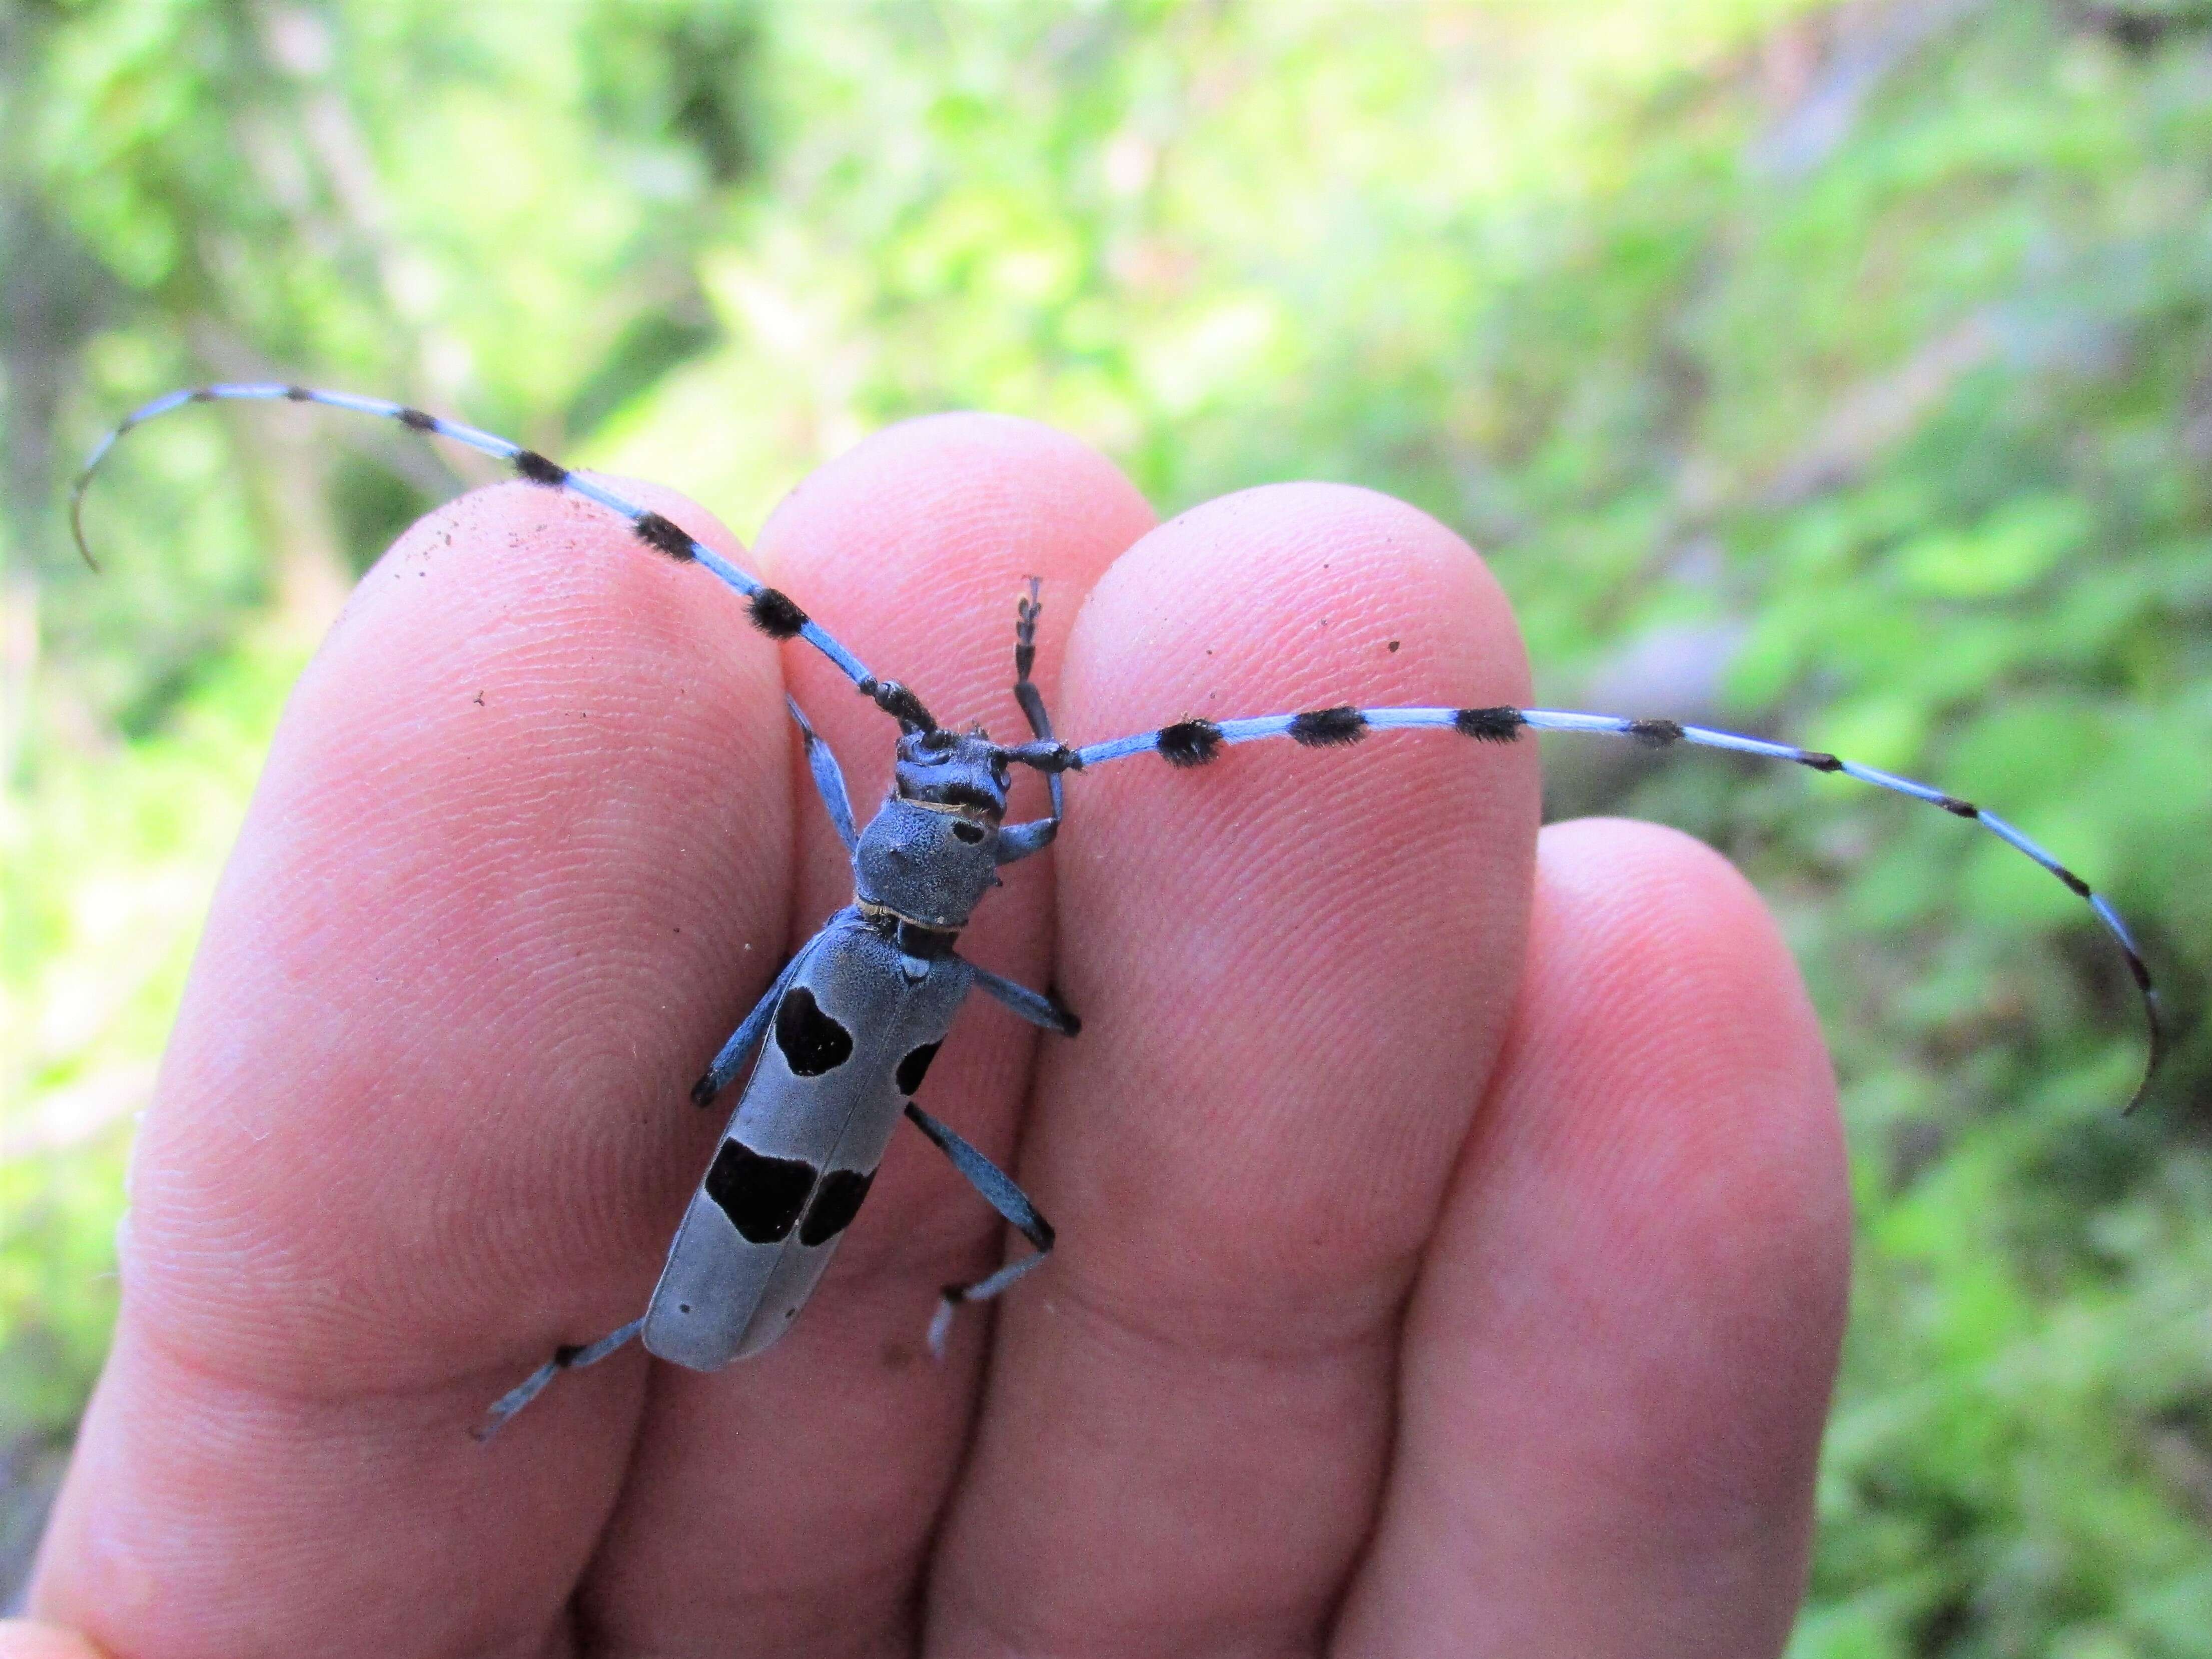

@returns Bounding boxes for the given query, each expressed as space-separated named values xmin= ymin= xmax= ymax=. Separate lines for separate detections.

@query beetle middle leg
xmin=903 ymin=1102 xmax=1055 ymax=1355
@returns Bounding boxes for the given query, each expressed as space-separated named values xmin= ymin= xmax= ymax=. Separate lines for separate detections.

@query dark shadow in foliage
xmin=329 ymin=454 xmax=436 ymax=577
xmin=582 ymin=2 xmax=767 ymax=188
xmin=565 ymin=297 xmax=721 ymax=438
xmin=2075 ymin=1 xmax=2212 ymax=52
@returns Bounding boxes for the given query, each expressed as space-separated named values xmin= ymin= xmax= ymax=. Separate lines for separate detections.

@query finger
xmin=31 ymin=479 xmax=790 ymax=1657
xmin=579 ymin=415 xmax=1154 ymax=1655
xmin=925 ymin=484 xmax=1541 ymax=1653
xmin=1334 ymin=818 xmax=1848 ymax=1656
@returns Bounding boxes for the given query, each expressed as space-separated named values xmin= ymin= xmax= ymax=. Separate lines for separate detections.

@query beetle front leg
xmin=968 ymin=961 xmax=1080 ymax=1037
xmin=997 ymin=578 xmax=1063 ymax=866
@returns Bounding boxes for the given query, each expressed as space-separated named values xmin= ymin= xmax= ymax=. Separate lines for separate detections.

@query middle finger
xmin=927 ymin=483 xmax=1540 ymax=1655
xmin=579 ymin=414 xmax=1153 ymax=1655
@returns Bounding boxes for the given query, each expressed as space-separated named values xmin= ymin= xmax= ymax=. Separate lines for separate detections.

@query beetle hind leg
xmin=929 ymin=1251 xmax=1053 ymax=1357
xmin=475 ymin=1316 xmax=644 ymax=1441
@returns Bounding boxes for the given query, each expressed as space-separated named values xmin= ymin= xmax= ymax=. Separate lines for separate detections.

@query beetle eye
xmin=951 ymin=821 xmax=985 ymax=845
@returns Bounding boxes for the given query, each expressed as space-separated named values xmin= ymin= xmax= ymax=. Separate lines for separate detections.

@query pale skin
xmin=12 ymin=414 xmax=1849 ymax=1657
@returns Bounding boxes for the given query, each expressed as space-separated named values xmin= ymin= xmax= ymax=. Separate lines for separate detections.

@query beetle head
xmin=892 ymin=726 xmax=1011 ymax=818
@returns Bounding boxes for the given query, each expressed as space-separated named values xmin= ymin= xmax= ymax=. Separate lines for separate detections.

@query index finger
xmin=31 ymin=477 xmax=790 ymax=1656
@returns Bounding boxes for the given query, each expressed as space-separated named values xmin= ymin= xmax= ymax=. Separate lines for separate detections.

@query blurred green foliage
xmin=4 ymin=1 xmax=2208 ymax=1647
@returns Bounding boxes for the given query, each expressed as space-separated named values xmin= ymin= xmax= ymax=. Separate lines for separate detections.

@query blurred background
xmin=3 ymin=0 xmax=2208 ymax=1647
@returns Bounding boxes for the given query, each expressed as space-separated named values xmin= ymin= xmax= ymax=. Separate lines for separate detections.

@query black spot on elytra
xmin=1290 ymin=706 xmax=1366 ymax=747
xmin=396 ymin=406 xmax=437 ymax=431
xmin=951 ymin=820 xmax=985 ymax=844
xmin=775 ymin=986 xmax=854 ymax=1076
xmin=632 ymin=511 xmax=697 ymax=561
xmin=1158 ymin=719 xmax=1223 ymax=767
xmin=1627 ymin=718 xmax=1684 ymax=746
xmin=1795 ymin=750 xmax=1844 ymax=773
xmin=1454 ymin=706 xmax=1526 ymax=742
xmin=511 ymin=449 xmax=568 ymax=487
xmin=896 ymin=1041 xmax=942 ymax=1095
xmin=749 ymin=587 xmax=808 ymax=639
xmin=799 ymin=1169 xmax=875 ymax=1246
xmin=704 ymin=1140 xmax=816 ymax=1243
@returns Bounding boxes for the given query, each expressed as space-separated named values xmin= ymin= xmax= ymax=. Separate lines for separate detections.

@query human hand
xmin=12 ymin=415 xmax=1846 ymax=1656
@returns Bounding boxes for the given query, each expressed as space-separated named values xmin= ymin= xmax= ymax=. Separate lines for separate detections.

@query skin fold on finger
xmin=925 ymin=484 xmax=1542 ymax=1657
xmin=579 ymin=415 xmax=1154 ymax=1658
xmin=32 ymin=479 xmax=790 ymax=1659
xmin=1333 ymin=818 xmax=1849 ymax=1658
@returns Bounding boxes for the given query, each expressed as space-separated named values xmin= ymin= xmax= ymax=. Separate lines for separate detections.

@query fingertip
xmin=753 ymin=410 xmax=1154 ymax=858
xmin=1034 ymin=479 xmax=1541 ymax=1325
xmin=337 ymin=473 xmax=752 ymax=671
xmin=1070 ymin=479 xmax=1528 ymax=712
xmin=40 ymin=470 xmax=798 ymax=1656
xmin=129 ymin=471 xmax=794 ymax=1382
xmin=924 ymin=480 xmax=1540 ymax=1655
xmin=1526 ymin=816 xmax=1847 ymax=1265
xmin=756 ymin=413 xmax=1154 ymax=702
xmin=1337 ymin=814 xmax=1846 ymax=1655
xmin=763 ymin=411 xmax=1153 ymax=551
xmin=1486 ymin=817 xmax=1850 ymax=1429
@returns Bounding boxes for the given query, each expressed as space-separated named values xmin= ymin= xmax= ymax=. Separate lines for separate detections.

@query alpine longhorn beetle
xmin=71 ymin=381 xmax=2167 ymax=1438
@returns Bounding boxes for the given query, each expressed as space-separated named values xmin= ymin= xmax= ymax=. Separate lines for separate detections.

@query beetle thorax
xmin=851 ymin=728 xmax=1010 ymax=933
